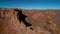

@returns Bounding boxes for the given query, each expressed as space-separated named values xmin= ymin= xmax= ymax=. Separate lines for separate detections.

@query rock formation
xmin=0 ymin=8 xmax=60 ymax=34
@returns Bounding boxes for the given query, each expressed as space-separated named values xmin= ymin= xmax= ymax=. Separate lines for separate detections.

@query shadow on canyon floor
xmin=14 ymin=9 xmax=32 ymax=27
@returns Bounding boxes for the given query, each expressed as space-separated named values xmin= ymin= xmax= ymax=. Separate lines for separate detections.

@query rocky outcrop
xmin=0 ymin=8 xmax=60 ymax=34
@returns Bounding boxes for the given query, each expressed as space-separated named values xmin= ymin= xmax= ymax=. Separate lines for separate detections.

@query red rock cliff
xmin=0 ymin=8 xmax=60 ymax=34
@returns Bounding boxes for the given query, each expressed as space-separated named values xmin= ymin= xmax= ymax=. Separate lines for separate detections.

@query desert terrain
xmin=0 ymin=8 xmax=60 ymax=34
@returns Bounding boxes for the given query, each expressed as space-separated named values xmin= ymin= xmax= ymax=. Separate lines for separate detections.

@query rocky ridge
xmin=0 ymin=8 xmax=60 ymax=34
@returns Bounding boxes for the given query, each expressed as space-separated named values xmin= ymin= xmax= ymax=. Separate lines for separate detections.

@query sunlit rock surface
xmin=0 ymin=8 xmax=60 ymax=34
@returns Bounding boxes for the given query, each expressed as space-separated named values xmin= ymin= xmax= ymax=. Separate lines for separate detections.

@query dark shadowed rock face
xmin=0 ymin=8 xmax=60 ymax=34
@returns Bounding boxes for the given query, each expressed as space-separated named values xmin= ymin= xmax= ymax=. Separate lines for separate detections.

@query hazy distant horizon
xmin=0 ymin=0 xmax=60 ymax=9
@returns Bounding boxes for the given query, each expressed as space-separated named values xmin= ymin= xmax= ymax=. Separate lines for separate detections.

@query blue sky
xmin=0 ymin=0 xmax=60 ymax=9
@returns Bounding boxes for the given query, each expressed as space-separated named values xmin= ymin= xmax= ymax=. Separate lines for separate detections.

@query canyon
xmin=0 ymin=8 xmax=60 ymax=34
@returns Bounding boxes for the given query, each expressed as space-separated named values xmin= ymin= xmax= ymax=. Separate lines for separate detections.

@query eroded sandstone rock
xmin=0 ymin=8 xmax=60 ymax=34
